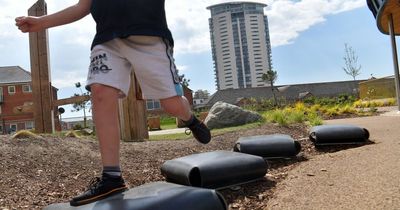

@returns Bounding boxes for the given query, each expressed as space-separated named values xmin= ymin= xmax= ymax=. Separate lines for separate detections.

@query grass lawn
xmin=149 ymin=122 xmax=263 ymax=141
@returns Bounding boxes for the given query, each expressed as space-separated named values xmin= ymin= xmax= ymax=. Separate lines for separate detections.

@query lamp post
xmin=387 ymin=13 xmax=400 ymax=111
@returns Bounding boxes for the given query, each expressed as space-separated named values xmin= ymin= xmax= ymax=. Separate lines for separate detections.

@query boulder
xmin=81 ymin=128 xmax=94 ymax=135
xmin=205 ymin=102 xmax=262 ymax=129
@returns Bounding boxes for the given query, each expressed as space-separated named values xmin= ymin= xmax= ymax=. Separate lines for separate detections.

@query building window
xmin=0 ymin=87 xmax=3 ymax=103
xmin=23 ymin=85 xmax=32 ymax=93
xmin=10 ymin=124 xmax=17 ymax=133
xmin=8 ymin=86 xmax=16 ymax=95
xmin=25 ymin=121 xmax=34 ymax=130
xmin=0 ymin=106 xmax=2 ymax=114
xmin=0 ymin=125 xmax=2 ymax=133
xmin=146 ymin=99 xmax=161 ymax=110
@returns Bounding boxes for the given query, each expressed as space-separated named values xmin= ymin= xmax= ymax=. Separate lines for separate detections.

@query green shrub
xmin=294 ymin=102 xmax=307 ymax=112
xmin=324 ymin=106 xmax=340 ymax=117
xmin=303 ymin=96 xmax=317 ymax=105
xmin=337 ymin=94 xmax=356 ymax=105
xmin=388 ymin=98 xmax=397 ymax=106
xmin=265 ymin=110 xmax=288 ymax=126
xmin=288 ymin=110 xmax=306 ymax=123
xmin=310 ymin=104 xmax=321 ymax=112
xmin=307 ymin=112 xmax=324 ymax=126
xmin=72 ymin=124 xmax=83 ymax=130
xmin=339 ymin=104 xmax=357 ymax=115
xmin=353 ymin=100 xmax=363 ymax=108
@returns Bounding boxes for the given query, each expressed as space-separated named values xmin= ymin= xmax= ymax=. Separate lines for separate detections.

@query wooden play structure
xmin=28 ymin=0 xmax=148 ymax=141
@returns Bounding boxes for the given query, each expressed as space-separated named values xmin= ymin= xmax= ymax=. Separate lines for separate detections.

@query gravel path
xmin=266 ymin=114 xmax=400 ymax=210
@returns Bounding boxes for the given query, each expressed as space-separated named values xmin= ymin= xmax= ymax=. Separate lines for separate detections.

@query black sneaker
xmin=70 ymin=174 xmax=128 ymax=206
xmin=185 ymin=117 xmax=211 ymax=144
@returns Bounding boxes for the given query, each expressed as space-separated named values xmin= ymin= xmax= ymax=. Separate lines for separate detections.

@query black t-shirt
xmin=90 ymin=0 xmax=174 ymax=49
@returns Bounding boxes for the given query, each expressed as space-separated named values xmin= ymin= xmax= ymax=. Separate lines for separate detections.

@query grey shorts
xmin=86 ymin=36 xmax=182 ymax=99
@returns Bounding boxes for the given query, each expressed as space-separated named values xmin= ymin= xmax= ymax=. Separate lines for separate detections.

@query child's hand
xmin=15 ymin=16 xmax=44 ymax=33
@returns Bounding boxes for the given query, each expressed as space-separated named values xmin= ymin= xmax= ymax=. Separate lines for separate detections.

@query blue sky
xmin=0 ymin=0 xmax=395 ymax=118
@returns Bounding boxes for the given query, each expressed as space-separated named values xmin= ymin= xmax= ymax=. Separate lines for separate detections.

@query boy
xmin=16 ymin=0 xmax=211 ymax=206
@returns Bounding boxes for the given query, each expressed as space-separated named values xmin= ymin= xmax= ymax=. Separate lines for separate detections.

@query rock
xmin=81 ymin=128 xmax=94 ymax=135
xmin=204 ymin=101 xmax=262 ymax=129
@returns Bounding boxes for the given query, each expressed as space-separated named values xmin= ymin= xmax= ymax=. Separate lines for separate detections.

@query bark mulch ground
xmin=0 ymin=123 xmax=369 ymax=210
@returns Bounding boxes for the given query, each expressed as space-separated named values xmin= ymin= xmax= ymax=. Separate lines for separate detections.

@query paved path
xmin=267 ymin=112 xmax=400 ymax=210
xmin=149 ymin=128 xmax=186 ymax=136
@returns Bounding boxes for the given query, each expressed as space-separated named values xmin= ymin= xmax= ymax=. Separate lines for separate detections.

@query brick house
xmin=146 ymin=85 xmax=193 ymax=116
xmin=0 ymin=66 xmax=60 ymax=134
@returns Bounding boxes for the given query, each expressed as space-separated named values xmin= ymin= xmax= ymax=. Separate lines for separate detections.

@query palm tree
xmin=262 ymin=69 xmax=278 ymax=106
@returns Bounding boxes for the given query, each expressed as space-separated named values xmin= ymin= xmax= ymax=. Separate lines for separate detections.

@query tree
xmin=343 ymin=43 xmax=361 ymax=80
xmin=72 ymin=82 xmax=91 ymax=128
xmin=179 ymin=74 xmax=190 ymax=87
xmin=194 ymin=89 xmax=210 ymax=99
xmin=262 ymin=69 xmax=278 ymax=106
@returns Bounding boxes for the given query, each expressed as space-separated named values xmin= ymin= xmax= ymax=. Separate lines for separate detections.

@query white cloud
xmin=1 ymin=0 xmax=365 ymax=52
xmin=1 ymin=0 xmax=366 ymax=89
xmin=176 ymin=65 xmax=189 ymax=73
xmin=265 ymin=0 xmax=365 ymax=46
xmin=167 ymin=0 xmax=365 ymax=51
xmin=52 ymin=71 xmax=87 ymax=89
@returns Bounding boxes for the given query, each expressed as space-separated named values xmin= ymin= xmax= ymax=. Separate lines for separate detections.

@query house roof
xmin=207 ymin=87 xmax=274 ymax=106
xmin=61 ymin=116 xmax=93 ymax=123
xmin=207 ymin=80 xmax=365 ymax=107
xmin=359 ymin=75 xmax=394 ymax=84
xmin=0 ymin=66 xmax=31 ymax=84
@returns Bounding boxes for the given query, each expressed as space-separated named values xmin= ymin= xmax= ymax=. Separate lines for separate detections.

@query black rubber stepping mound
xmin=161 ymin=150 xmax=268 ymax=189
xmin=309 ymin=124 xmax=370 ymax=146
xmin=44 ymin=182 xmax=227 ymax=210
xmin=234 ymin=134 xmax=301 ymax=159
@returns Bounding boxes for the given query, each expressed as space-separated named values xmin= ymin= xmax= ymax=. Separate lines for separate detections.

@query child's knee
xmin=90 ymin=84 xmax=119 ymax=102
xmin=160 ymin=96 xmax=186 ymax=107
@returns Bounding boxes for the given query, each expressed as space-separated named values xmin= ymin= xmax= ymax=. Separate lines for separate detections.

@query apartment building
xmin=207 ymin=2 xmax=273 ymax=90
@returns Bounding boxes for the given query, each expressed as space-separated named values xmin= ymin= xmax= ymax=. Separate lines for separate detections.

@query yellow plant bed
xmin=12 ymin=130 xmax=42 ymax=140
xmin=353 ymin=98 xmax=397 ymax=108
xmin=65 ymin=130 xmax=81 ymax=138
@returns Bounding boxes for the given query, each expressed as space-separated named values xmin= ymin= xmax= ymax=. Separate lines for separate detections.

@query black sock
xmin=183 ymin=115 xmax=197 ymax=126
xmin=102 ymin=166 xmax=121 ymax=178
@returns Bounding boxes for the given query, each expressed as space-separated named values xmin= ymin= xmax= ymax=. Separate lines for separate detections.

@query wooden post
xmin=119 ymin=72 xmax=149 ymax=142
xmin=28 ymin=0 xmax=53 ymax=133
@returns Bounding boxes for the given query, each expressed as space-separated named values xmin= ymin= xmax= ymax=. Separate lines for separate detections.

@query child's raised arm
xmin=15 ymin=0 xmax=92 ymax=33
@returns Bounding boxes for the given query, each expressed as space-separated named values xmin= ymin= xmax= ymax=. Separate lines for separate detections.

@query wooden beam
xmin=9 ymin=95 xmax=89 ymax=115
xmin=53 ymin=95 xmax=90 ymax=107
xmin=119 ymin=72 xmax=149 ymax=142
xmin=28 ymin=0 xmax=53 ymax=133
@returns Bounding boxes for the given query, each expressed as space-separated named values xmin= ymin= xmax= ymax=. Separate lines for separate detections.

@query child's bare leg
xmin=160 ymin=95 xmax=211 ymax=144
xmin=160 ymin=96 xmax=192 ymax=121
xmin=70 ymin=84 xmax=127 ymax=206
xmin=90 ymin=84 xmax=121 ymax=167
